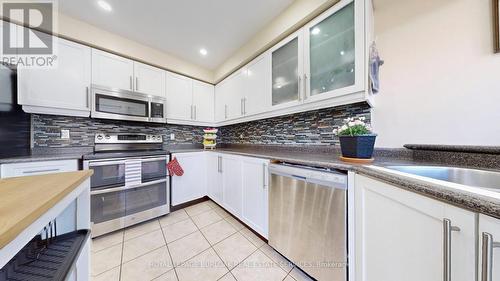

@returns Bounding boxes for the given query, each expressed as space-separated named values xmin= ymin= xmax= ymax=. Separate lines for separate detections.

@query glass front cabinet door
xmin=304 ymin=0 xmax=365 ymax=102
xmin=271 ymin=31 xmax=304 ymax=108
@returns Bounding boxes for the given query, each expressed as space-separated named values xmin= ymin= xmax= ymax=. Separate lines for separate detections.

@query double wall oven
xmin=91 ymin=85 xmax=166 ymax=123
xmin=83 ymin=134 xmax=170 ymax=237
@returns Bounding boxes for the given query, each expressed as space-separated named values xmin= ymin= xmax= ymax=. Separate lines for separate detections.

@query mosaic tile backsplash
xmin=32 ymin=114 xmax=206 ymax=148
xmin=219 ymin=102 xmax=371 ymax=145
xmin=32 ymin=102 xmax=371 ymax=148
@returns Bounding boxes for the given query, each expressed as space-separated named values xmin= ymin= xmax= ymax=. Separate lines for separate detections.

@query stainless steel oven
xmin=83 ymin=133 xmax=170 ymax=237
xmin=91 ymin=85 xmax=166 ymax=123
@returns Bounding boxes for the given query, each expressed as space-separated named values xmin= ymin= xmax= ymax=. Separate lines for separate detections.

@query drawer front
xmin=0 ymin=160 xmax=79 ymax=178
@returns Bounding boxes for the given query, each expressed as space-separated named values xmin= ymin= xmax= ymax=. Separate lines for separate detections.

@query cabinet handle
xmin=86 ymin=86 xmax=90 ymax=109
xmin=218 ymin=156 xmax=223 ymax=173
xmin=130 ymin=76 xmax=133 ymax=90
xmin=240 ymin=98 xmax=244 ymax=115
xmin=298 ymin=76 xmax=302 ymax=101
xmin=23 ymin=168 xmax=60 ymax=174
xmin=194 ymin=105 xmax=197 ymax=120
xmin=224 ymin=105 xmax=228 ymax=119
xmin=443 ymin=219 xmax=461 ymax=281
xmin=190 ymin=105 xmax=193 ymax=120
xmin=481 ymin=232 xmax=500 ymax=281
xmin=262 ymin=163 xmax=267 ymax=188
xmin=303 ymin=74 xmax=308 ymax=100
xmin=243 ymin=98 xmax=247 ymax=115
xmin=136 ymin=77 xmax=139 ymax=91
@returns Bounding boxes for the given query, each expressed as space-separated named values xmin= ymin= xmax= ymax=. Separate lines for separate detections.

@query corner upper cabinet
xmin=192 ymin=80 xmax=215 ymax=123
xmin=91 ymin=49 xmax=134 ymax=90
xmin=244 ymin=53 xmax=272 ymax=116
xmin=133 ymin=62 xmax=166 ymax=97
xmin=165 ymin=72 xmax=193 ymax=121
xmin=270 ymin=31 xmax=303 ymax=109
xmin=303 ymin=0 xmax=365 ymax=103
xmin=18 ymin=37 xmax=91 ymax=117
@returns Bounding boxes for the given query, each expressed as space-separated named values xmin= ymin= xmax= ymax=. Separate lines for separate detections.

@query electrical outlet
xmin=170 ymin=133 xmax=175 ymax=140
xmin=61 ymin=129 xmax=70 ymax=139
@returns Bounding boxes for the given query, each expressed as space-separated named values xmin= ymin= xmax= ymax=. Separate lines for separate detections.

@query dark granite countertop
xmin=172 ymin=144 xmax=500 ymax=219
xmin=0 ymin=153 xmax=86 ymax=164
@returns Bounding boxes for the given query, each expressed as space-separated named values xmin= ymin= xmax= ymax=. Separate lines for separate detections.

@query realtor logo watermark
xmin=1 ymin=0 xmax=58 ymax=68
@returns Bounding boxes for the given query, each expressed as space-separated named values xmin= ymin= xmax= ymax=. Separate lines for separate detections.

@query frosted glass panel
xmin=272 ymin=38 xmax=299 ymax=106
xmin=310 ymin=2 xmax=355 ymax=96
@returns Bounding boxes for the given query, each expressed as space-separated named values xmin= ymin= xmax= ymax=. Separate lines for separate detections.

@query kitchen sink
xmin=386 ymin=165 xmax=500 ymax=191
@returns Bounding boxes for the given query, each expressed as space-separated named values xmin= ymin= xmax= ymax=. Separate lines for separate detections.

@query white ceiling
xmin=59 ymin=0 xmax=295 ymax=70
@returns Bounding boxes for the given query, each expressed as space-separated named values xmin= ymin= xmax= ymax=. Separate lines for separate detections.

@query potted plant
xmin=333 ymin=117 xmax=377 ymax=160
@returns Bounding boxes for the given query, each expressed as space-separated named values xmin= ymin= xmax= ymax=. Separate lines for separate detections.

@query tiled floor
xmin=91 ymin=200 xmax=314 ymax=281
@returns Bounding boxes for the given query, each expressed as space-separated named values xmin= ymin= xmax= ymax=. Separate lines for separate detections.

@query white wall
xmin=372 ymin=0 xmax=500 ymax=148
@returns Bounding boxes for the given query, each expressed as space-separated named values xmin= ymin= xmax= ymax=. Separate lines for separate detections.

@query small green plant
xmin=333 ymin=117 xmax=373 ymax=136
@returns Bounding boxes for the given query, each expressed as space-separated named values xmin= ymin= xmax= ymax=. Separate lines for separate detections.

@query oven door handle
xmin=141 ymin=157 xmax=168 ymax=163
xmin=88 ymin=160 xmax=127 ymax=167
xmin=90 ymin=178 xmax=168 ymax=195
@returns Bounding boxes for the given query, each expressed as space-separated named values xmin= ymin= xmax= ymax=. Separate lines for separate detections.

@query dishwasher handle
xmin=269 ymin=164 xmax=347 ymax=189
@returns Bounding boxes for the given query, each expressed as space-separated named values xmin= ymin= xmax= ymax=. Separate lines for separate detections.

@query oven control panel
xmin=95 ymin=133 xmax=163 ymax=144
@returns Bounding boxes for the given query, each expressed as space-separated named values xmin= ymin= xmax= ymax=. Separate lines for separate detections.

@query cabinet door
xmin=244 ymin=54 xmax=271 ymax=116
xmin=271 ymin=31 xmax=303 ymax=108
xmin=91 ymin=49 xmax=134 ymax=90
xmin=304 ymin=0 xmax=363 ymax=102
xmin=134 ymin=62 xmax=166 ymax=97
xmin=241 ymin=157 xmax=269 ymax=238
xmin=224 ymin=71 xmax=246 ymax=120
xmin=192 ymin=80 xmax=215 ymax=122
xmin=166 ymin=72 xmax=193 ymax=121
xmin=222 ymin=155 xmax=243 ymax=216
xmin=354 ymin=174 xmax=476 ymax=281
xmin=18 ymin=38 xmax=91 ymax=116
xmin=479 ymin=214 xmax=500 ymax=281
xmin=215 ymin=81 xmax=229 ymax=122
xmin=171 ymin=152 xmax=207 ymax=206
xmin=207 ymin=153 xmax=223 ymax=205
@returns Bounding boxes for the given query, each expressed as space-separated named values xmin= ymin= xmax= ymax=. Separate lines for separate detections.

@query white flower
xmin=354 ymin=120 xmax=364 ymax=125
xmin=332 ymin=129 xmax=338 ymax=135
xmin=359 ymin=117 xmax=366 ymax=121
xmin=348 ymin=122 xmax=355 ymax=127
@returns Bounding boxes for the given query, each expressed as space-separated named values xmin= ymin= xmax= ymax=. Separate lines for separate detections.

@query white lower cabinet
xmin=171 ymin=152 xmax=207 ymax=206
xmin=241 ymin=157 xmax=269 ymax=238
xmin=0 ymin=160 xmax=79 ymax=178
xmin=222 ymin=154 xmax=243 ymax=217
xmin=478 ymin=214 xmax=500 ymax=281
xmin=207 ymin=153 xmax=223 ymax=205
xmin=354 ymin=174 xmax=476 ymax=281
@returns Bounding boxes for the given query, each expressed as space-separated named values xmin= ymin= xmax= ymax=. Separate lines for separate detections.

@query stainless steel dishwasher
xmin=268 ymin=163 xmax=348 ymax=281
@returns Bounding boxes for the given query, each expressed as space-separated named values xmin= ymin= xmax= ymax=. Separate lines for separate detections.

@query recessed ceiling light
xmin=340 ymin=50 xmax=345 ymax=56
xmin=199 ymin=48 xmax=208 ymax=56
xmin=311 ymin=27 xmax=321 ymax=35
xmin=97 ymin=0 xmax=112 ymax=12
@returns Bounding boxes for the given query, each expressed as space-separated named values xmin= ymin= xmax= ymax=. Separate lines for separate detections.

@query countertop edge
xmin=0 ymin=170 xmax=94 ymax=249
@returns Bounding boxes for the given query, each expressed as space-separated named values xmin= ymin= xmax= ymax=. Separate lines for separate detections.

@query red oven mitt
xmin=167 ymin=157 xmax=184 ymax=176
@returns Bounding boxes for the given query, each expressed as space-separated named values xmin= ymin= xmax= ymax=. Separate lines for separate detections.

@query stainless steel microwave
xmin=90 ymin=85 xmax=167 ymax=123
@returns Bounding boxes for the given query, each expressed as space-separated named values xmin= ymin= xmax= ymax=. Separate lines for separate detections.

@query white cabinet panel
xmin=192 ymin=80 xmax=214 ymax=123
xmin=134 ymin=62 xmax=165 ymax=97
xmin=222 ymin=155 xmax=243 ymax=217
xmin=223 ymin=71 xmax=246 ymax=120
xmin=0 ymin=160 xmax=79 ymax=178
xmin=241 ymin=157 xmax=269 ymax=238
xmin=354 ymin=174 xmax=476 ymax=281
xmin=18 ymin=38 xmax=91 ymax=116
xmin=166 ymin=72 xmax=193 ymax=121
xmin=207 ymin=153 xmax=223 ymax=205
xmin=215 ymin=81 xmax=229 ymax=122
xmin=479 ymin=214 xmax=500 ymax=281
xmin=244 ymin=54 xmax=271 ymax=116
xmin=91 ymin=49 xmax=134 ymax=90
xmin=171 ymin=152 xmax=207 ymax=206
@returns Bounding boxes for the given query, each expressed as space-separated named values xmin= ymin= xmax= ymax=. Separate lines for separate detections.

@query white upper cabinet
xmin=133 ymin=62 xmax=166 ymax=97
xmin=244 ymin=53 xmax=271 ymax=116
xmin=225 ymin=71 xmax=246 ymax=120
xmin=192 ymin=80 xmax=215 ymax=123
xmin=18 ymin=37 xmax=91 ymax=117
xmin=478 ymin=214 xmax=500 ymax=281
xmin=270 ymin=31 xmax=304 ymax=109
xmin=91 ymin=49 xmax=134 ymax=90
xmin=355 ymin=174 xmax=476 ymax=281
xmin=304 ymin=0 xmax=364 ymax=102
xmin=166 ymin=72 xmax=193 ymax=121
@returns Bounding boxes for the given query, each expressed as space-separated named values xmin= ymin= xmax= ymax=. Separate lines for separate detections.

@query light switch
xmin=170 ymin=133 xmax=175 ymax=140
xmin=61 ymin=129 xmax=70 ymax=139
